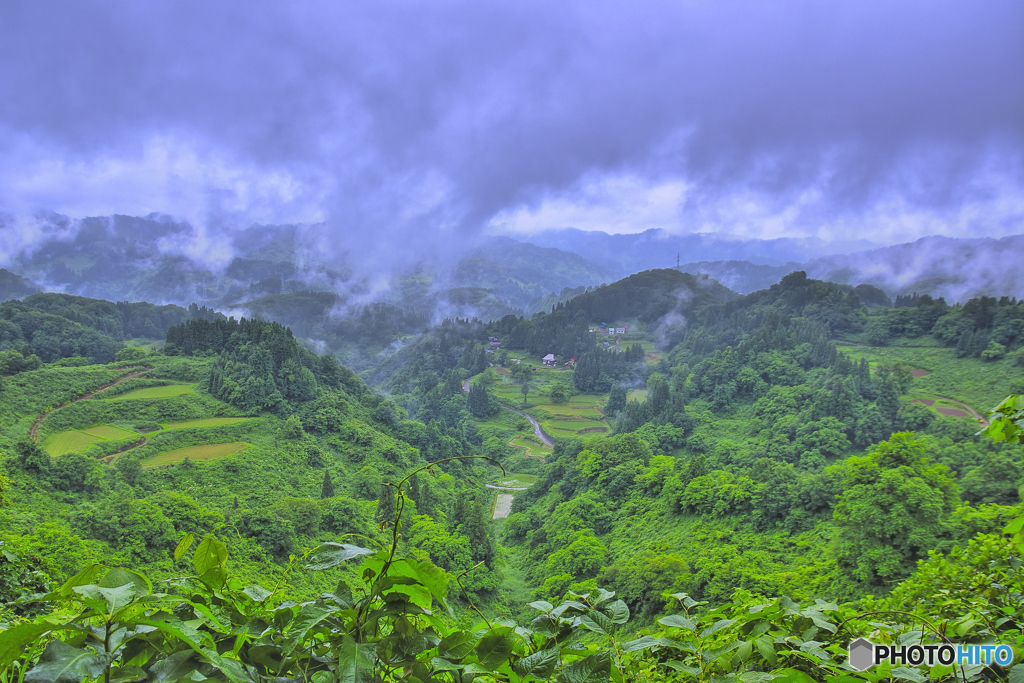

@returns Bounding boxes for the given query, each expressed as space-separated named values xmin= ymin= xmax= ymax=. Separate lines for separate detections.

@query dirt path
xmin=30 ymin=366 xmax=151 ymax=440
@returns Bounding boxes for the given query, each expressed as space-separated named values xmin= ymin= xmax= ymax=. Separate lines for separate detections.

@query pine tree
xmin=321 ymin=470 xmax=335 ymax=499
xmin=376 ymin=482 xmax=396 ymax=523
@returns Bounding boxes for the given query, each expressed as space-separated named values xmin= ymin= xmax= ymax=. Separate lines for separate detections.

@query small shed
xmin=542 ymin=353 xmax=557 ymax=366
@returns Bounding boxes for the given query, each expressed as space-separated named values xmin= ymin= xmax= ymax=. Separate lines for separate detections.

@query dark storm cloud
xmin=0 ymin=0 xmax=1021 ymax=265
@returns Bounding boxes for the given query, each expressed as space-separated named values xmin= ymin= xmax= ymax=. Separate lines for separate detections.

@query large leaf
xmin=621 ymin=636 xmax=660 ymax=653
xmin=438 ymin=630 xmax=480 ymax=660
xmin=412 ymin=559 xmax=449 ymax=602
xmin=604 ymin=600 xmax=629 ymax=624
xmin=513 ymin=648 xmax=560 ymax=678
xmin=580 ymin=610 xmax=614 ymax=636
xmin=305 ymin=543 xmax=373 ymax=571
xmin=57 ymin=563 xmax=105 ymax=598
xmin=100 ymin=567 xmax=152 ymax=595
xmin=0 ymin=623 xmax=78 ymax=669
xmin=282 ymin=603 xmax=338 ymax=657
xmin=658 ymin=615 xmax=696 ymax=631
xmin=73 ymin=583 xmax=137 ymax=616
xmin=529 ymin=600 xmax=554 ymax=612
xmin=193 ymin=535 xmax=228 ymax=577
xmin=174 ymin=533 xmax=195 ymax=562
xmin=146 ymin=650 xmax=201 ymax=683
xmin=335 ymin=637 xmax=375 ymax=683
xmin=700 ymin=618 xmax=737 ymax=637
xmin=1009 ymin=664 xmax=1024 ymax=683
xmin=476 ymin=628 xmax=514 ymax=670
xmin=558 ymin=651 xmax=610 ymax=683
xmin=23 ymin=641 xmax=109 ymax=683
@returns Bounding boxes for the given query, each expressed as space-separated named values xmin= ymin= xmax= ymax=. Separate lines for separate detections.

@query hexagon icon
xmin=848 ymin=638 xmax=875 ymax=671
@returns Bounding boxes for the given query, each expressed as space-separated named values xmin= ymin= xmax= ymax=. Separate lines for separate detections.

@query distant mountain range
xmin=1 ymin=214 xmax=1020 ymax=318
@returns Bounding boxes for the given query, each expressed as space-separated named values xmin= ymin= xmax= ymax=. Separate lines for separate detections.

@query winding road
xmin=463 ymin=377 xmax=555 ymax=446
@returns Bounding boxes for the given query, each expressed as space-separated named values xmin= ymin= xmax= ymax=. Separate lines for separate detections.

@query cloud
xmin=0 ymin=0 xmax=1020 ymax=268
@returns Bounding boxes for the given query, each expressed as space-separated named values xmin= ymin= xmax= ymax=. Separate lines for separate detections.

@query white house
xmin=542 ymin=353 xmax=557 ymax=366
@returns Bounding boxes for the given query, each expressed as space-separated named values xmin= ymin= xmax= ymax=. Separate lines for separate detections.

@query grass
xmin=43 ymin=430 xmax=102 ymax=456
xmin=627 ymin=389 xmax=649 ymax=402
xmin=108 ymin=384 xmax=195 ymax=400
xmin=837 ymin=343 xmax=1019 ymax=412
xmin=81 ymin=425 xmax=137 ymax=440
xmin=163 ymin=417 xmax=251 ymax=430
xmin=141 ymin=442 xmax=250 ymax=468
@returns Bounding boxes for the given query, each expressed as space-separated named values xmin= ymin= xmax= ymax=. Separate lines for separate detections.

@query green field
xmin=627 ymin=389 xmax=648 ymax=402
xmin=495 ymin=474 xmax=539 ymax=488
xmin=43 ymin=430 xmax=102 ymax=456
xmin=162 ymin=417 xmax=251 ymax=430
xmin=837 ymin=343 xmax=1019 ymax=412
xmin=141 ymin=442 xmax=250 ymax=468
xmin=44 ymin=424 xmax=139 ymax=456
xmin=81 ymin=425 xmax=137 ymax=440
xmin=108 ymin=384 xmax=195 ymax=400
xmin=509 ymin=436 xmax=551 ymax=458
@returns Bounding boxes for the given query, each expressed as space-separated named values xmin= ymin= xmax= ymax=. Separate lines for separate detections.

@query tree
xmin=467 ymin=382 xmax=496 ymax=418
xmin=15 ymin=439 xmax=50 ymax=473
xmin=321 ymin=470 xmax=335 ymax=499
xmin=606 ymin=385 xmax=627 ymax=415
xmin=549 ymin=382 xmax=569 ymax=404
xmin=834 ymin=432 xmax=958 ymax=589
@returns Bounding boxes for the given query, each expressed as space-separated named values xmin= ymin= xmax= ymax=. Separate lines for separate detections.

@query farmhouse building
xmin=542 ymin=353 xmax=557 ymax=366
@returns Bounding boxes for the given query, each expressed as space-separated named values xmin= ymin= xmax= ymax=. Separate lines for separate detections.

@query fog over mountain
xmin=804 ymin=235 xmax=1024 ymax=303
xmin=0 ymin=0 xmax=1021 ymax=289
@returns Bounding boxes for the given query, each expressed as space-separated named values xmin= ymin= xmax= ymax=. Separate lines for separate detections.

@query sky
xmin=0 ymin=0 xmax=1021 ymax=267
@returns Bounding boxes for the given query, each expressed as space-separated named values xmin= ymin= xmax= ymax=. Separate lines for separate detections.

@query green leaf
xmin=174 ymin=533 xmax=195 ymax=562
xmin=438 ymin=630 xmax=480 ymax=660
xmin=412 ymin=559 xmax=449 ymax=602
xmin=658 ymin=614 xmax=696 ymax=631
xmin=604 ymin=599 xmax=629 ymax=624
xmin=700 ymin=618 xmax=737 ymax=637
xmin=739 ymin=673 xmax=781 ymax=683
xmin=282 ymin=603 xmax=338 ymax=657
xmin=335 ymin=637 xmax=375 ymax=683
xmin=100 ymin=567 xmax=151 ymax=595
xmin=890 ymin=668 xmax=926 ymax=683
xmin=529 ymin=600 xmax=554 ymax=612
xmin=0 ymin=623 xmax=59 ymax=669
xmin=429 ymin=657 xmax=463 ymax=672
xmin=580 ymin=610 xmax=615 ymax=635
xmin=1008 ymin=664 xmax=1024 ymax=683
xmin=513 ymin=648 xmax=559 ymax=678
xmin=242 ymin=584 xmax=273 ymax=602
xmin=73 ymin=582 xmax=137 ymax=616
xmin=558 ymin=650 xmax=610 ymax=683
xmin=193 ymin=535 xmax=228 ymax=576
xmin=305 ymin=543 xmax=373 ymax=571
xmin=476 ymin=628 xmax=514 ymax=670
xmin=754 ymin=635 xmax=776 ymax=664
xmin=621 ymin=636 xmax=659 ymax=653
xmin=57 ymin=563 xmax=105 ymax=597
xmin=146 ymin=650 xmax=200 ymax=683
xmin=23 ymin=641 xmax=109 ymax=683
xmin=800 ymin=610 xmax=837 ymax=634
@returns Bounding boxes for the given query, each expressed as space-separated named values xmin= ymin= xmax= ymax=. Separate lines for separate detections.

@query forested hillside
xmin=2 ymin=270 xmax=1024 ymax=682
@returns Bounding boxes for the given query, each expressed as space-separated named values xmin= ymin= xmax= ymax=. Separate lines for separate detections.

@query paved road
xmin=502 ymin=406 xmax=555 ymax=446
xmin=462 ymin=375 xmax=555 ymax=446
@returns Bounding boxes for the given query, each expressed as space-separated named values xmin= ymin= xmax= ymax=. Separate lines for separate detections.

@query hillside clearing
xmin=162 ymin=417 xmax=251 ymax=430
xmin=141 ymin=442 xmax=250 ymax=468
xmin=108 ymin=384 xmax=195 ymax=400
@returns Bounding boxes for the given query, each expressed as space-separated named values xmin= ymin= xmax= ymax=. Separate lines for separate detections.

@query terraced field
xmin=141 ymin=442 xmax=250 ymax=468
xmin=163 ymin=417 xmax=251 ymax=430
xmin=44 ymin=424 xmax=139 ymax=456
xmin=108 ymin=384 xmax=195 ymax=400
